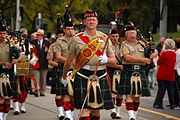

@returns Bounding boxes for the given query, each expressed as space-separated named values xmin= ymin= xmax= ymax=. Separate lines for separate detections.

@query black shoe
xmin=13 ymin=111 xmax=20 ymax=115
xmin=20 ymin=110 xmax=26 ymax=113
xmin=64 ymin=118 xmax=70 ymax=120
xmin=59 ymin=115 xmax=65 ymax=120
xmin=40 ymin=93 xmax=45 ymax=96
xmin=153 ymin=105 xmax=163 ymax=109
xmin=34 ymin=92 xmax=39 ymax=97
xmin=130 ymin=118 xmax=135 ymax=120
xmin=110 ymin=112 xmax=117 ymax=119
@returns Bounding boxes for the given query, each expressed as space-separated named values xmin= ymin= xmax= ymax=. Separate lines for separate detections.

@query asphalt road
xmin=7 ymin=85 xmax=180 ymax=120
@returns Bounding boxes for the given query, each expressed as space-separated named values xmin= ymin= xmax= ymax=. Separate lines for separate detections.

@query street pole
xmin=160 ymin=0 xmax=167 ymax=38
xmin=15 ymin=0 xmax=21 ymax=31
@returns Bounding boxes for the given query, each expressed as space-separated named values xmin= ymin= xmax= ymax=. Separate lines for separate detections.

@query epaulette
xmin=121 ymin=40 xmax=128 ymax=45
xmin=98 ymin=31 xmax=107 ymax=37
xmin=75 ymin=32 xmax=84 ymax=37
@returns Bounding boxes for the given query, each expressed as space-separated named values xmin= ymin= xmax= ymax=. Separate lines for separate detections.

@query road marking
xmin=121 ymin=104 xmax=180 ymax=120
xmin=139 ymin=107 xmax=180 ymax=120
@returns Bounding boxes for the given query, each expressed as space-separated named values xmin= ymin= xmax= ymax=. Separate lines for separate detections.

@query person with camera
xmin=118 ymin=26 xmax=157 ymax=120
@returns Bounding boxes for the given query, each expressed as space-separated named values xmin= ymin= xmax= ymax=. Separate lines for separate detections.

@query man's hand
xmin=11 ymin=59 xmax=18 ymax=64
xmin=144 ymin=58 xmax=151 ymax=64
xmin=98 ymin=53 xmax=108 ymax=64
xmin=61 ymin=78 xmax=68 ymax=87
xmin=4 ymin=62 xmax=12 ymax=68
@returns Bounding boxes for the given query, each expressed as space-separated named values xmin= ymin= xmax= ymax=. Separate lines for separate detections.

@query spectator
xmin=153 ymin=39 xmax=176 ymax=109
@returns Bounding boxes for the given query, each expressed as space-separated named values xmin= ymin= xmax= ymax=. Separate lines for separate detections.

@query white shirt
xmin=38 ymin=39 xmax=43 ymax=48
xmin=175 ymin=48 xmax=180 ymax=75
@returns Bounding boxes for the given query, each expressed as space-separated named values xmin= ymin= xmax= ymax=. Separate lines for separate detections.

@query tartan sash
xmin=71 ymin=33 xmax=104 ymax=78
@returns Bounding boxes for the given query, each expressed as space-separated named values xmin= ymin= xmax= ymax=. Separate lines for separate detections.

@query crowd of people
xmin=0 ymin=9 xmax=179 ymax=120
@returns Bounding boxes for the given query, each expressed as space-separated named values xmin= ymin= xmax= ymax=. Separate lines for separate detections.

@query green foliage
xmin=0 ymin=0 xmax=178 ymax=34
xmin=152 ymin=30 xmax=180 ymax=44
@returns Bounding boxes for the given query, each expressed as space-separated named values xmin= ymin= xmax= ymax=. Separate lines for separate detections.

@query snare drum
xmin=14 ymin=59 xmax=30 ymax=76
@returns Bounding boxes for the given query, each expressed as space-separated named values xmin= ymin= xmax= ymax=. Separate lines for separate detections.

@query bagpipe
xmin=137 ymin=31 xmax=155 ymax=58
xmin=110 ymin=10 xmax=156 ymax=63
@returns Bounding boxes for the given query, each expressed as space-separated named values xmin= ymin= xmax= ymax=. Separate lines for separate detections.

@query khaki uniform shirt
xmin=0 ymin=43 xmax=10 ymax=62
xmin=120 ymin=40 xmax=145 ymax=65
xmin=54 ymin=36 xmax=70 ymax=58
xmin=113 ymin=44 xmax=122 ymax=65
xmin=68 ymin=31 xmax=113 ymax=66
xmin=46 ymin=43 xmax=57 ymax=61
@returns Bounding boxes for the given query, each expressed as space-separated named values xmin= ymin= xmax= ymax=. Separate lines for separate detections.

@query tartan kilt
xmin=106 ymin=67 xmax=121 ymax=94
xmin=50 ymin=67 xmax=68 ymax=95
xmin=74 ymin=69 xmax=114 ymax=110
xmin=0 ymin=68 xmax=19 ymax=99
xmin=118 ymin=65 xmax=151 ymax=97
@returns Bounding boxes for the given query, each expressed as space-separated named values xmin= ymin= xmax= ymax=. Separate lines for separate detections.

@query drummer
xmin=11 ymin=28 xmax=32 ymax=115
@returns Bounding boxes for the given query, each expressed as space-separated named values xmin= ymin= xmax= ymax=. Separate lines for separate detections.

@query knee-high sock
xmin=0 ymin=103 xmax=4 ymax=120
xmin=3 ymin=103 xmax=10 ymax=113
xmin=126 ymin=102 xmax=135 ymax=120
xmin=19 ymin=91 xmax=27 ymax=103
xmin=79 ymin=116 xmax=91 ymax=120
xmin=55 ymin=98 xmax=63 ymax=107
xmin=55 ymin=98 xmax=64 ymax=117
xmin=90 ymin=114 xmax=100 ymax=120
xmin=116 ymin=98 xmax=123 ymax=115
xmin=63 ymin=101 xmax=72 ymax=119
xmin=134 ymin=102 xmax=140 ymax=118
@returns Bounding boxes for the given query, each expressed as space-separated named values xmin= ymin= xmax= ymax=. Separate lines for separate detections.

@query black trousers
xmin=175 ymin=72 xmax=180 ymax=106
xmin=153 ymin=79 xmax=175 ymax=107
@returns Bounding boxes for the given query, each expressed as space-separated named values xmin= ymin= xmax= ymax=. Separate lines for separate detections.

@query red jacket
xmin=157 ymin=50 xmax=176 ymax=81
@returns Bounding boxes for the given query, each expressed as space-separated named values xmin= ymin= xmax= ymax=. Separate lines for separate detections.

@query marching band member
xmin=62 ymin=10 xmax=116 ymax=120
xmin=12 ymin=28 xmax=32 ymax=115
xmin=0 ymin=25 xmax=23 ymax=120
xmin=53 ymin=21 xmax=74 ymax=120
xmin=107 ymin=29 xmax=123 ymax=119
xmin=118 ymin=26 xmax=157 ymax=120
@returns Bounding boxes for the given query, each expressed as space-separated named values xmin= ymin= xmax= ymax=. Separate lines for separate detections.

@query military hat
xmin=111 ymin=29 xmax=118 ymax=34
xmin=0 ymin=26 xmax=8 ymax=32
xmin=64 ymin=21 xmax=73 ymax=27
xmin=124 ymin=25 xmax=136 ymax=31
xmin=84 ymin=10 xmax=97 ymax=19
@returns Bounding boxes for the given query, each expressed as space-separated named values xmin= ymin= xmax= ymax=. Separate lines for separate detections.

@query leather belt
xmin=82 ymin=65 xmax=106 ymax=71
xmin=77 ymin=72 xmax=107 ymax=79
xmin=123 ymin=64 xmax=145 ymax=70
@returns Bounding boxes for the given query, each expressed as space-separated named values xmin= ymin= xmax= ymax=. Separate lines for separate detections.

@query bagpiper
xmin=62 ymin=10 xmax=116 ymax=120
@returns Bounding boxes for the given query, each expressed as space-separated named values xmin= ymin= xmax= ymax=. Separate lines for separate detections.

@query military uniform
xmin=107 ymin=44 xmax=122 ymax=93
xmin=118 ymin=40 xmax=150 ymax=96
xmin=47 ymin=43 xmax=60 ymax=94
xmin=53 ymin=36 xmax=71 ymax=95
xmin=0 ymin=42 xmax=19 ymax=99
xmin=69 ymin=31 xmax=114 ymax=110
xmin=0 ymin=40 xmax=20 ymax=120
